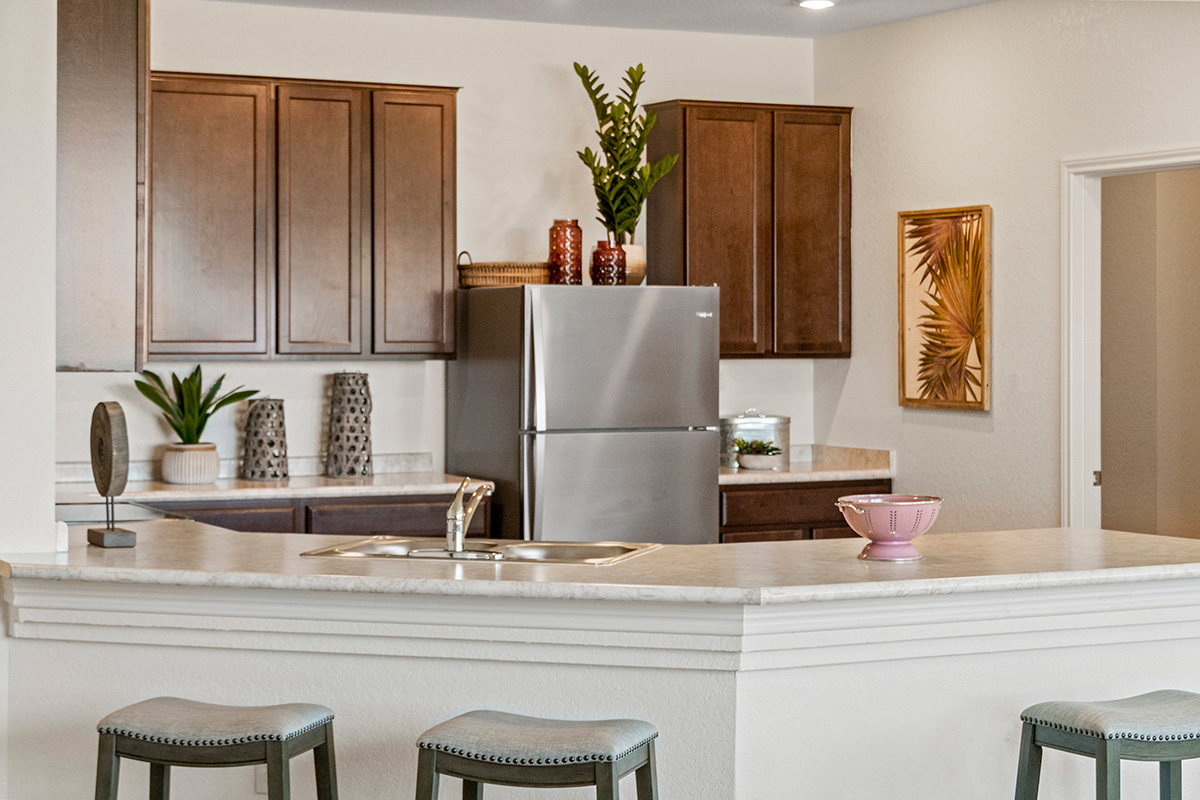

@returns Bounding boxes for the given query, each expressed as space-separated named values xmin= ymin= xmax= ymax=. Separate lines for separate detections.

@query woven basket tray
xmin=457 ymin=252 xmax=550 ymax=288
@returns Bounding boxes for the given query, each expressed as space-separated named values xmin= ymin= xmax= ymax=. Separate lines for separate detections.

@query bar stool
xmin=415 ymin=710 xmax=659 ymax=799
xmin=1015 ymin=690 xmax=1200 ymax=799
xmin=94 ymin=696 xmax=338 ymax=800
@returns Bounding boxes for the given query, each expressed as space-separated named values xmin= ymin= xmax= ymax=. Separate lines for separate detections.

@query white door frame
xmin=1061 ymin=147 xmax=1200 ymax=527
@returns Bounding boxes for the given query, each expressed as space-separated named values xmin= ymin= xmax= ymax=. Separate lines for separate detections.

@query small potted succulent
xmin=135 ymin=366 xmax=257 ymax=484
xmin=734 ymin=438 xmax=785 ymax=470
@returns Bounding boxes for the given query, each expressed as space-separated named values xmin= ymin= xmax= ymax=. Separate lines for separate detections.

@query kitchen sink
xmin=300 ymin=536 xmax=660 ymax=565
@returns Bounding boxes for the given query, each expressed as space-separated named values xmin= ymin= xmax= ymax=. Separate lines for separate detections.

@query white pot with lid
xmin=719 ymin=409 xmax=790 ymax=468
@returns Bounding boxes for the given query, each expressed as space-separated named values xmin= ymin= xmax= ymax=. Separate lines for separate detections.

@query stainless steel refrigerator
xmin=446 ymin=285 xmax=719 ymax=545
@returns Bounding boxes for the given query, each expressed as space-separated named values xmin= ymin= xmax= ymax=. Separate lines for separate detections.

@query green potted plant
xmin=734 ymin=438 xmax=785 ymax=471
xmin=135 ymin=366 xmax=258 ymax=484
xmin=575 ymin=62 xmax=678 ymax=284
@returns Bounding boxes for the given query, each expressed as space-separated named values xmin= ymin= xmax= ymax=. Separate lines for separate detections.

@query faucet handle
xmin=447 ymin=477 xmax=470 ymax=521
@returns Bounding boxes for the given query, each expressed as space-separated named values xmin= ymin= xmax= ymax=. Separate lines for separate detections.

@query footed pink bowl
xmin=835 ymin=494 xmax=942 ymax=562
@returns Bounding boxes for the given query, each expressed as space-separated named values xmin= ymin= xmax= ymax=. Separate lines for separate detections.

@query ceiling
xmin=221 ymin=0 xmax=1001 ymax=39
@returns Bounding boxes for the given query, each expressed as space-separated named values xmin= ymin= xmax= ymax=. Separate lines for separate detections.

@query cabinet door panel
xmin=684 ymin=107 xmax=772 ymax=355
xmin=168 ymin=505 xmax=297 ymax=533
xmin=720 ymin=529 xmax=807 ymax=544
xmin=372 ymin=90 xmax=456 ymax=354
xmin=774 ymin=110 xmax=851 ymax=356
xmin=277 ymin=84 xmax=364 ymax=354
xmin=307 ymin=500 xmax=486 ymax=537
xmin=720 ymin=480 xmax=891 ymax=528
xmin=812 ymin=526 xmax=858 ymax=540
xmin=57 ymin=0 xmax=143 ymax=371
xmin=148 ymin=78 xmax=269 ymax=355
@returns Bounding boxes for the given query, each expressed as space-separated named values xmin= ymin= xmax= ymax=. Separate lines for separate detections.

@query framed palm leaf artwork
xmin=898 ymin=205 xmax=992 ymax=410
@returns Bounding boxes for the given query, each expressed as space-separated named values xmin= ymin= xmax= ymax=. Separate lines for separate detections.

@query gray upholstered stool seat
xmin=1022 ymin=690 xmax=1200 ymax=742
xmin=99 ymin=696 xmax=334 ymax=746
xmin=415 ymin=710 xmax=659 ymax=799
xmin=1015 ymin=690 xmax=1200 ymax=800
xmin=94 ymin=697 xmax=337 ymax=800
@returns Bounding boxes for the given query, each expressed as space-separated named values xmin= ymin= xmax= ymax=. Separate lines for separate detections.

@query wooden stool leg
xmin=1014 ymin=722 xmax=1042 ymax=800
xmin=149 ymin=763 xmax=170 ymax=800
xmin=461 ymin=779 xmax=483 ymax=800
xmin=1160 ymin=760 xmax=1182 ymax=800
xmin=266 ymin=741 xmax=292 ymax=800
xmin=635 ymin=741 xmax=659 ymax=800
xmin=415 ymin=749 xmax=440 ymax=800
xmin=1095 ymin=738 xmax=1121 ymax=800
xmin=595 ymin=762 xmax=620 ymax=800
xmin=95 ymin=733 xmax=121 ymax=800
xmin=313 ymin=723 xmax=338 ymax=800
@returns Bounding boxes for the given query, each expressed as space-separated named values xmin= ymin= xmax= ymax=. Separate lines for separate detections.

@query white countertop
xmin=719 ymin=444 xmax=893 ymax=484
xmin=6 ymin=523 xmax=1200 ymax=605
xmin=54 ymin=472 xmax=491 ymax=504
xmin=718 ymin=463 xmax=891 ymax=484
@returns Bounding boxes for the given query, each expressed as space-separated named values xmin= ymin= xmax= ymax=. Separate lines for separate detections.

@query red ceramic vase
xmin=548 ymin=219 xmax=583 ymax=285
xmin=590 ymin=241 xmax=626 ymax=286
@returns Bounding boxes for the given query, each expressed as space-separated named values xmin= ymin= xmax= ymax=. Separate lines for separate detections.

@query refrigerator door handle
xmin=529 ymin=289 xmax=548 ymax=431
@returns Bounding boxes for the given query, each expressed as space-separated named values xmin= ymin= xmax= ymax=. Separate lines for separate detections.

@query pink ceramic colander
xmin=834 ymin=494 xmax=942 ymax=561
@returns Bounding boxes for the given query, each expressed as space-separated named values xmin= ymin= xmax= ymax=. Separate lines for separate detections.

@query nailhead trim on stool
xmin=94 ymin=697 xmax=338 ymax=800
xmin=415 ymin=710 xmax=660 ymax=800
xmin=1015 ymin=690 xmax=1200 ymax=800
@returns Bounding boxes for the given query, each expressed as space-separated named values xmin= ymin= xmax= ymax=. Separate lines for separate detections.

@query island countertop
xmin=8 ymin=523 xmax=1200 ymax=800
xmin=6 ymin=522 xmax=1200 ymax=605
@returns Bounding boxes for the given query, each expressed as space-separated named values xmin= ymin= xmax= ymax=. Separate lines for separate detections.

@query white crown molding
xmin=9 ymin=575 xmax=1200 ymax=672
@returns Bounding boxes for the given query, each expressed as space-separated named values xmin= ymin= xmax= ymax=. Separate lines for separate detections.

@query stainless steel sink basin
xmin=494 ymin=542 xmax=647 ymax=564
xmin=300 ymin=537 xmax=659 ymax=565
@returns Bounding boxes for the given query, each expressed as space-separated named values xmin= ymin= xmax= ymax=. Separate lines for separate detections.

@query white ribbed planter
xmin=161 ymin=443 xmax=220 ymax=484
xmin=622 ymin=243 xmax=646 ymax=286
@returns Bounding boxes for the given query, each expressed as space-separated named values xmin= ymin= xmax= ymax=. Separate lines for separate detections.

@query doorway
xmin=1101 ymin=168 xmax=1200 ymax=535
xmin=1063 ymin=147 xmax=1200 ymax=529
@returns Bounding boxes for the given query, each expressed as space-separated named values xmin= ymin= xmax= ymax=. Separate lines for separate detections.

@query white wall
xmin=1 ymin=0 xmax=58 ymax=553
xmin=55 ymin=1 xmax=817 ymax=470
xmin=813 ymin=0 xmax=1200 ymax=532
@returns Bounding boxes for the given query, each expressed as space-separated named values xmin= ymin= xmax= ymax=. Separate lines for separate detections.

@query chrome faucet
xmin=446 ymin=477 xmax=493 ymax=553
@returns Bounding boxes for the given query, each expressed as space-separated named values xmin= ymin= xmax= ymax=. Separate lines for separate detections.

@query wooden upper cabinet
xmin=372 ymin=90 xmax=457 ymax=355
xmin=144 ymin=74 xmax=457 ymax=361
xmin=148 ymin=78 xmax=270 ymax=356
xmin=684 ymin=106 xmax=772 ymax=355
xmin=276 ymin=83 xmax=365 ymax=355
xmin=646 ymin=100 xmax=852 ymax=358
xmin=57 ymin=0 xmax=146 ymax=372
xmin=773 ymin=110 xmax=851 ymax=356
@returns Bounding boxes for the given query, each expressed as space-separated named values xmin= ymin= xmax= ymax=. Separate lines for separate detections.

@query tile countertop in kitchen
xmin=720 ymin=444 xmax=894 ymax=485
xmin=55 ymin=472 xmax=493 ymax=504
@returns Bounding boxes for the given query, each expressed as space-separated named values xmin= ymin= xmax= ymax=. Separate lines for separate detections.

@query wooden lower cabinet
xmin=167 ymin=504 xmax=298 ymax=533
xmin=147 ymin=493 xmax=491 ymax=537
xmin=307 ymin=497 xmax=486 ymax=537
xmin=718 ymin=479 xmax=891 ymax=544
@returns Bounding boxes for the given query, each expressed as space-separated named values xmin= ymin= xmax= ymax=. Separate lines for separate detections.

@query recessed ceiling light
xmin=794 ymin=0 xmax=835 ymax=8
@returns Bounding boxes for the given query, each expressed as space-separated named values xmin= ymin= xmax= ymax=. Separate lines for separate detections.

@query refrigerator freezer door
xmin=526 ymin=286 xmax=718 ymax=431
xmin=523 ymin=429 xmax=719 ymax=544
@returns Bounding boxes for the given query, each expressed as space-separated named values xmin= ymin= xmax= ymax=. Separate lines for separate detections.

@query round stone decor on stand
xmin=240 ymin=398 xmax=289 ymax=481
xmin=326 ymin=372 xmax=372 ymax=478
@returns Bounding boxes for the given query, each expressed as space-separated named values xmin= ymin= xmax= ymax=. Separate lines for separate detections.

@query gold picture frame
xmin=898 ymin=205 xmax=992 ymax=411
